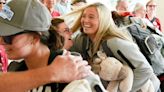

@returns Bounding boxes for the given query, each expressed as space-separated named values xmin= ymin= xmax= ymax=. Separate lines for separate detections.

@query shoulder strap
xmin=117 ymin=50 xmax=135 ymax=69
xmin=82 ymin=35 xmax=90 ymax=60
xmin=150 ymin=17 xmax=156 ymax=23
xmin=102 ymin=40 xmax=114 ymax=57
xmin=101 ymin=40 xmax=135 ymax=69
xmin=48 ymin=49 xmax=64 ymax=64
xmin=7 ymin=60 xmax=27 ymax=71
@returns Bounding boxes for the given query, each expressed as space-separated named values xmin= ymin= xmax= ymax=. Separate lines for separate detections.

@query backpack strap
xmin=129 ymin=16 xmax=159 ymax=35
xmin=7 ymin=60 xmax=27 ymax=71
xmin=48 ymin=49 xmax=71 ymax=64
xmin=101 ymin=40 xmax=136 ymax=69
xmin=82 ymin=35 xmax=90 ymax=60
xmin=94 ymin=85 xmax=103 ymax=92
xmin=102 ymin=40 xmax=114 ymax=57
xmin=150 ymin=17 xmax=156 ymax=23
xmin=117 ymin=50 xmax=135 ymax=69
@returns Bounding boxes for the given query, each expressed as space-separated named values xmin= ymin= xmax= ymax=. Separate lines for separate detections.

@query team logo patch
xmin=0 ymin=5 xmax=14 ymax=21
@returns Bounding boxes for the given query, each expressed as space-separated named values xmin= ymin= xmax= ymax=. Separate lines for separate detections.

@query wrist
xmin=46 ymin=65 xmax=59 ymax=83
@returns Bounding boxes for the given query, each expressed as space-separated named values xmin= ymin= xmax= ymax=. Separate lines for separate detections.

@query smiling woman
xmin=50 ymin=18 xmax=73 ymax=50
xmin=68 ymin=2 xmax=160 ymax=91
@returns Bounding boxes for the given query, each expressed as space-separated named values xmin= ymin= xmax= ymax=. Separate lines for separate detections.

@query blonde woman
xmin=68 ymin=2 xmax=160 ymax=92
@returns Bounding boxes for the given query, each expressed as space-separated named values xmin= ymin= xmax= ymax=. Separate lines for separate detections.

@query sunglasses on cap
xmin=1 ymin=31 xmax=30 ymax=44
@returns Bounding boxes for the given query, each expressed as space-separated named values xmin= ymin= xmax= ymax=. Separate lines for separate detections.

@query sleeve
xmin=106 ymin=38 xmax=154 ymax=91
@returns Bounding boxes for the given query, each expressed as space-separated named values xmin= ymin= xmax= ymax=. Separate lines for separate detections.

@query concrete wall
xmin=156 ymin=0 xmax=164 ymax=31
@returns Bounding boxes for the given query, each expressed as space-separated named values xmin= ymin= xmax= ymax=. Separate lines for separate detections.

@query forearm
xmin=0 ymin=66 xmax=54 ymax=92
xmin=0 ymin=54 xmax=91 ymax=92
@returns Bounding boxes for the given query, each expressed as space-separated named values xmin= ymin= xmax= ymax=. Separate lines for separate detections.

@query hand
xmin=49 ymin=51 xmax=91 ymax=83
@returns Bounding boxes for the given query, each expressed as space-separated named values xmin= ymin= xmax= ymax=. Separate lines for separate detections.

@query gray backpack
xmin=127 ymin=22 xmax=164 ymax=76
